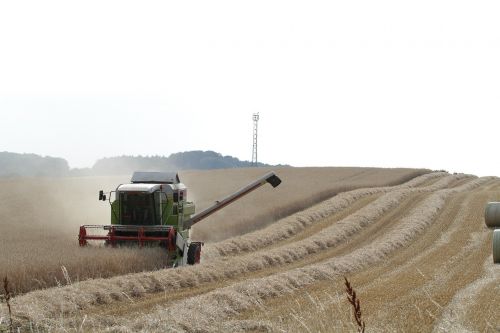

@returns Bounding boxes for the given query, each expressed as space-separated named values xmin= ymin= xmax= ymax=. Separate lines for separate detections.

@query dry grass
xmin=226 ymin=288 xmax=364 ymax=333
xmin=224 ymin=177 xmax=500 ymax=333
xmin=110 ymin=176 xmax=490 ymax=332
xmin=204 ymin=171 xmax=447 ymax=259
xmin=0 ymin=167 xmax=427 ymax=295
xmin=0 ymin=175 xmax=171 ymax=295
xmin=7 ymin=169 xmax=497 ymax=333
xmin=0 ymin=163 xmax=497 ymax=333
xmin=3 ymin=172 xmax=481 ymax=331
xmin=434 ymin=256 xmax=500 ymax=332
xmin=185 ymin=167 xmax=429 ymax=241
xmin=1 ymin=277 xmax=13 ymax=333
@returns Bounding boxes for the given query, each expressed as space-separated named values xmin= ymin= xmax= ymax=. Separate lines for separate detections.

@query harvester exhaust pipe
xmin=183 ymin=171 xmax=281 ymax=229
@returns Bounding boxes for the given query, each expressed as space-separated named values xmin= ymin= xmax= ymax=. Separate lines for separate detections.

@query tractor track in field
xmin=254 ymin=173 xmax=459 ymax=253
xmin=6 ymin=173 xmax=499 ymax=333
xmin=355 ymin=179 xmax=499 ymax=290
xmin=343 ymin=180 xmax=500 ymax=332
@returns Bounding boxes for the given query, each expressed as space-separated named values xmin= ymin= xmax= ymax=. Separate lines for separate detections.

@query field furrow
xmin=205 ymin=172 xmax=448 ymax=259
xmin=230 ymin=178 xmax=500 ymax=333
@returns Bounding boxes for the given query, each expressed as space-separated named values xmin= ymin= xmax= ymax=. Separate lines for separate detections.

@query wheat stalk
xmin=344 ymin=277 xmax=365 ymax=333
xmin=61 ymin=266 xmax=72 ymax=285
xmin=2 ymin=277 xmax=13 ymax=333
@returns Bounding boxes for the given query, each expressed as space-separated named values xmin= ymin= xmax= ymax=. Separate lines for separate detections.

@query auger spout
xmin=183 ymin=171 xmax=281 ymax=229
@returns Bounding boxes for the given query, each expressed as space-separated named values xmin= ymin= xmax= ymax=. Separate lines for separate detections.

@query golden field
xmin=0 ymin=167 xmax=424 ymax=295
xmin=1 ymin=167 xmax=499 ymax=332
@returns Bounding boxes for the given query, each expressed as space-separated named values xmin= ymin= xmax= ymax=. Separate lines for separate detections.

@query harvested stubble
xmin=0 ymin=167 xmax=428 ymax=295
xmin=187 ymin=167 xmax=431 ymax=241
xmin=433 ymin=255 xmax=500 ymax=332
xmin=205 ymin=171 xmax=447 ymax=259
xmin=234 ymin=289 xmax=366 ymax=333
xmin=4 ymin=172 xmax=483 ymax=331
xmin=117 ymin=177 xmax=491 ymax=332
xmin=342 ymin=179 xmax=500 ymax=333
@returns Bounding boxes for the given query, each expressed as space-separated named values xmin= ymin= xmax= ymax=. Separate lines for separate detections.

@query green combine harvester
xmin=484 ymin=202 xmax=500 ymax=263
xmin=79 ymin=171 xmax=281 ymax=266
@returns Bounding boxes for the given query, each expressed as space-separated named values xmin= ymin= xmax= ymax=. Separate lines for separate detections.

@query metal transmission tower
xmin=251 ymin=113 xmax=259 ymax=166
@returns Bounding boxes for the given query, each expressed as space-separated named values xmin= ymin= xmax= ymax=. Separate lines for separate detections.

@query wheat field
xmin=0 ymin=167 xmax=424 ymax=295
xmin=1 ymin=167 xmax=499 ymax=332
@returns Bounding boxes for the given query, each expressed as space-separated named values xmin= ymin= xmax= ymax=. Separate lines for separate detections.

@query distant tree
xmin=0 ymin=150 xmax=279 ymax=178
xmin=0 ymin=152 xmax=69 ymax=177
xmin=90 ymin=150 xmax=271 ymax=175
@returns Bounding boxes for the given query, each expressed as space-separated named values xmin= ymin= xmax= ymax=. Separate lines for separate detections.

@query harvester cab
xmin=79 ymin=171 xmax=281 ymax=267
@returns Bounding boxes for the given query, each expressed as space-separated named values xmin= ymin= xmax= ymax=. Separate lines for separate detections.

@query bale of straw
xmin=484 ymin=202 xmax=500 ymax=228
xmin=493 ymin=229 xmax=500 ymax=264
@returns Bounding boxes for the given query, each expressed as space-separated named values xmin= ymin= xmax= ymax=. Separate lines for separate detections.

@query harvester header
xmin=79 ymin=171 xmax=281 ymax=267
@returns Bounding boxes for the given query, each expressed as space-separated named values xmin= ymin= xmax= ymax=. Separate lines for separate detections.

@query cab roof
xmin=118 ymin=183 xmax=186 ymax=193
xmin=131 ymin=171 xmax=180 ymax=184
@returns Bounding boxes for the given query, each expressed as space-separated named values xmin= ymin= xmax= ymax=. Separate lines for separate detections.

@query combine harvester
xmin=79 ymin=171 xmax=281 ymax=266
xmin=484 ymin=202 xmax=500 ymax=263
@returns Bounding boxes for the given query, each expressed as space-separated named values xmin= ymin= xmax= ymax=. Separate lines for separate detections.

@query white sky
xmin=1 ymin=1 xmax=499 ymax=176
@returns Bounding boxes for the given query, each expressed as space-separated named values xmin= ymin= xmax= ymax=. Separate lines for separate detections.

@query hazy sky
xmin=1 ymin=1 xmax=499 ymax=176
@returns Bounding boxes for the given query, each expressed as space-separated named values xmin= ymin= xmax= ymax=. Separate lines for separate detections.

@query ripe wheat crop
xmin=1 ymin=170 xmax=498 ymax=332
xmin=4 ymin=172 xmax=456 ymax=327
xmin=0 ymin=167 xmax=427 ymax=295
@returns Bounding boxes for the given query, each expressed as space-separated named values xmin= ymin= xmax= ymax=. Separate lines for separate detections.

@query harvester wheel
xmin=167 ymin=228 xmax=176 ymax=252
xmin=187 ymin=242 xmax=201 ymax=265
xmin=78 ymin=226 xmax=87 ymax=247
xmin=493 ymin=229 xmax=500 ymax=264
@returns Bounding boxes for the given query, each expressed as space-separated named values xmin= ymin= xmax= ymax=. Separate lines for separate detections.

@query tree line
xmin=0 ymin=151 xmax=273 ymax=177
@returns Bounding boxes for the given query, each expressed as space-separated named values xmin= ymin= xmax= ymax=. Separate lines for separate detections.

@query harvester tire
xmin=485 ymin=202 xmax=500 ymax=228
xmin=167 ymin=228 xmax=176 ymax=252
xmin=187 ymin=243 xmax=201 ymax=265
xmin=493 ymin=229 xmax=500 ymax=264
